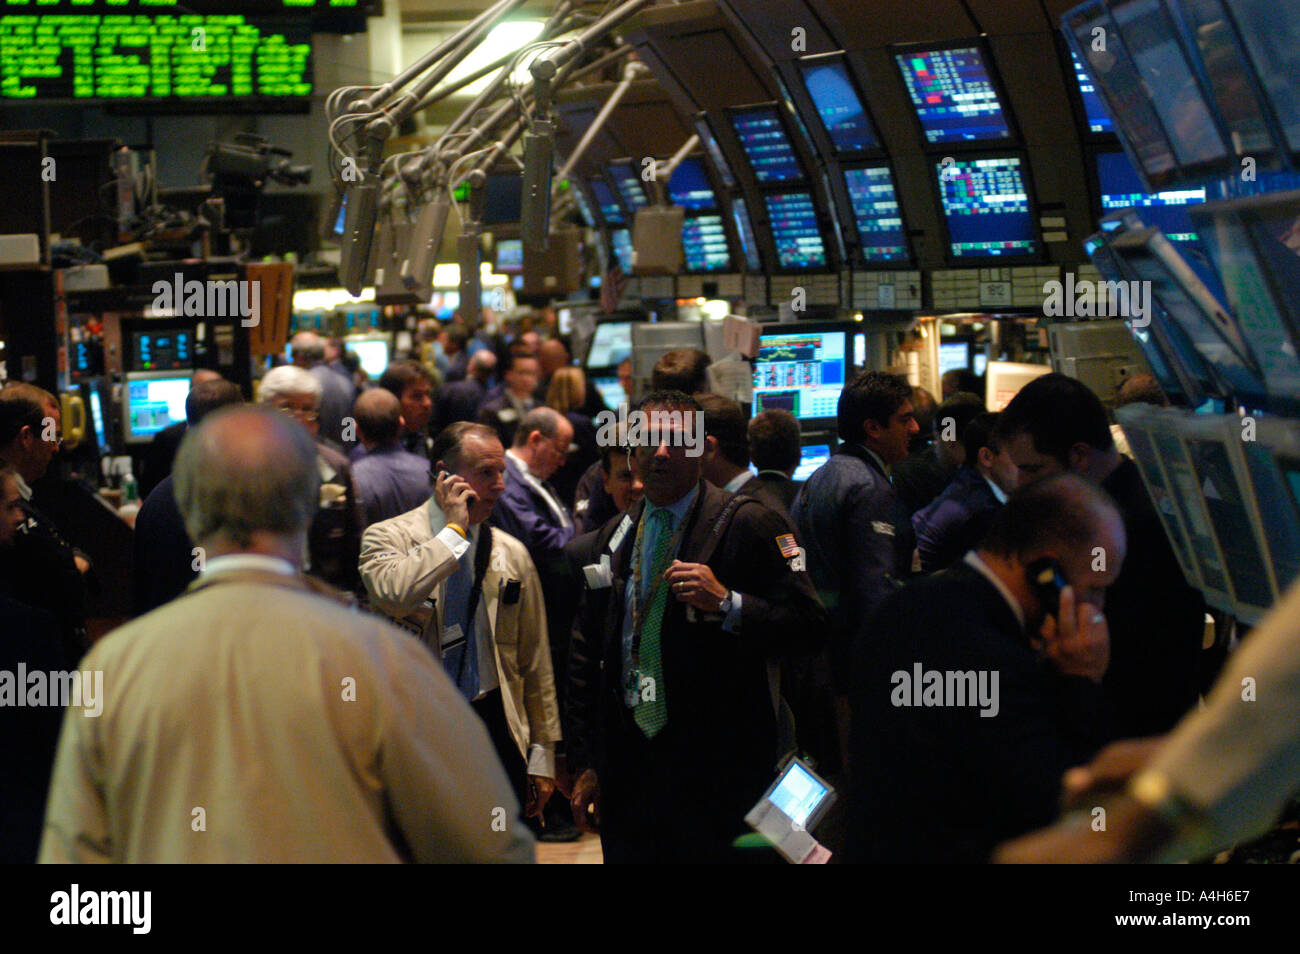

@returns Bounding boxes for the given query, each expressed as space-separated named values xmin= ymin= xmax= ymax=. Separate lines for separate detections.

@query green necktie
xmin=634 ymin=507 xmax=674 ymax=737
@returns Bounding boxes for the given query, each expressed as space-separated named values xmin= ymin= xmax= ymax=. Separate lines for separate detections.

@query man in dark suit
xmin=138 ymin=369 xmax=223 ymax=499
xmin=567 ymin=391 xmax=826 ymax=862
xmin=478 ymin=352 xmax=540 ymax=448
xmin=848 ymin=475 xmax=1124 ymax=863
xmin=996 ymin=373 xmax=1207 ymax=740
xmin=436 ymin=350 xmax=497 ymax=433
xmin=746 ymin=409 xmax=801 ymax=515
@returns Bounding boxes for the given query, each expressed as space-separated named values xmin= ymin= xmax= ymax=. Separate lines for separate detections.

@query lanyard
xmin=628 ymin=506 xmax=690 ymax=667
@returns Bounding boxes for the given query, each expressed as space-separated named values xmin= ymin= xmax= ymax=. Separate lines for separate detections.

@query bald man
xmin=350 ymin=388 xmax=432 ymax=527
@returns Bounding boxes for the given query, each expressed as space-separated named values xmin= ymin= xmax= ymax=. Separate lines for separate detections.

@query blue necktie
xmin=442 ymin=536 xmax=479 ymax=700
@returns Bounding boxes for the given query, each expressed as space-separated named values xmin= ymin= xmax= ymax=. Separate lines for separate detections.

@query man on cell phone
xmin=360 ymin=422 xmax=562 ymax=824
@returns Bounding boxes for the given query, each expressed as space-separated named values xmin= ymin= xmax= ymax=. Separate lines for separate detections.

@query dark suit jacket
xmin=309 ymin=443 xmax=362 ymax=594
xmin=911 ymin=467 xmax=1002 ymax=573
xmin=890 ymin=440 xmax=952 ymax=516
xmin=477 ymin=388 xmax=533 ymax=448
xmin=133 ymin=474 xmax=197 ymax=616
xmin=847 ymin=563 xmax=1106 ymax=863
xmin=573 ymin=460 xmax=616 ymax=535
xmin=436 ymin=377 xmax=487 ymax=432
xmin=0 ymin=495 xmax=88 ymax=664
xmin=566 ymin=481 xmax=827 ymax=855
xmin=739 ymin=471 xmax=796 ymax=516
xmin=140 ymin=420 xmax=186 ymax=500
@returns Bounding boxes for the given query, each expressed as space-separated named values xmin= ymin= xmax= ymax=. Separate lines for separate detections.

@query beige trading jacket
xmin=359 ymin=499 xmax=561 ymax=777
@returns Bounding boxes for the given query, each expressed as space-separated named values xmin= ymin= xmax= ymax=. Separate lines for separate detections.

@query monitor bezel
xmin=929 ymin=149 xmax=1045 ymax=266
xmin=121 ymin=369 xmax=194 ymax=446
xmin=794 ymin=51 xmax=886 ymax=161
xmin=839 ymin=159 xmax=914 ymax=268
xmin=754 ymin=322 xmax=854 ymax=425
xmin=889 ymin=36 xmax=1021 ymax=152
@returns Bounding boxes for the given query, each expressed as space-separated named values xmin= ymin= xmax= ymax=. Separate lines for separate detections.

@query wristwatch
xmin=718 ymin=591 xmax=734 ymax=615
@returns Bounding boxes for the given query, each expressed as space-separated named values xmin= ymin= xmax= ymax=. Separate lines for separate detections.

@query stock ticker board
xmin=0 ymin=13 xmax=313 ymax=102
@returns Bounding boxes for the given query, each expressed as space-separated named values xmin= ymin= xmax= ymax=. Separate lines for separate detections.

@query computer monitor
xmin=1069 ymin=48 xmax=1114 ymax=135
xmin=586 ymin=320 xmax=635 ymax=369
xmin=132 ymin=328 xmax=193 ymax=372
xmin=764 ymin=191 xmax=827 ymax=270
xmin=1064 ymin=2 xmax=1178 ymax=188
xmin=610 ymin=229 xmax=634 ymax=272
xmin=591 ymin=178 xmax=624 ymax=225
xmin=591 ymin=375 xmax=626 ymax=412
xmin=668 ymin=158 xmax=717 ymax=211
xmin=985 ymin=361 xmax=1050 ymax=411
xmin=843 ymin=165 xmax=909 ymax=264
xmin=694 ymin=116 xmax=736 ymax=190
xmin=973 ymin=352 xmax=988 ymax=378
xmin=608 ymin=162 xmax=648 ymax=212
xmin=1095 ymin=149 xmax=1205 ymax=248
xmin=939 ymin=341 xmax=971 ymax=377
xmin=1114 ymin=404 xmax=1203 ymax=589
xmin=123 ymin=371 xmax=192 ymax=445
xmin=730 ymin=197 xmax=762 ymax=272
xmin=494 ymin=238 xmax=524 ymax=274
xmin=792 ymin=441 xmax=832 ymax=483
xmin=1251 ymin=417 xmax=1300 ymax=594
xmin=729 ymin=105 xmax=804 ymax=184
xmin=935 ymin=154 xmax=1039 ymax=261
xmin=1190 ymin=191 xmax=1300 ymax=415
xmin=682 ymin=214 xmax=731 ymax=272
xmin=1224 ymin=0 xmax=1300 ymax=162
xmin=481 ymin=173 xmax=523 ymax=226
xmin=892 ymin=42 xmax=1014 ymax=144
xmin=798 ymin=54 xmax=879 ymax=155
xmin=753 ymin=326 xmax=848 ymax=422
xmin=1109 ymin=227 xmax=1266 ymax=409
xmin=346 ymin=336 xmax=390 ymax=379
xmin=1179 ymin=416 xmax=1276 ymax=621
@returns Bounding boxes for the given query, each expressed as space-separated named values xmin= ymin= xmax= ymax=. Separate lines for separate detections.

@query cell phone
xmin=1025 ymin=557 xmax=1067 ymax=619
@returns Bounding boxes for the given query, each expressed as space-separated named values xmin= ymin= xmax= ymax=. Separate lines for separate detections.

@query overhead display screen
xmin=731 ymin=197 xmax=762 ymax=272
xmin=1097 ymin=149 xmax=1205 ymax=245
xmin=936 ymin=155 xmax=1038 ymax=259
xmin=1230 ymin=0 xmax=1300 ymax=157
xmin=590 ymin=178 xmax=623 ymax=225
xmin=668 ymin=158 xmax=717 ymax=211
xmin=798 ymin=56 xmax=878 ymax=154
xmin=682 ymin=214 xmax=730 ymax=272
xmin=764 ymin=191 xmax=826 ymax=269
xmin=894 ymin=45 xmax=1012 ymax=144
xmin=1070 ymin=48 xmax=1114 ymax=135
xmin=0 ymin=14 xmax=312 ymax=103
xmin=843 ymin=165 xmax=908 ymax=263
xmin=730 ymin=106 xmax=804 ymax=183
xmin=608 ymin=162 xmax=648 ymax=212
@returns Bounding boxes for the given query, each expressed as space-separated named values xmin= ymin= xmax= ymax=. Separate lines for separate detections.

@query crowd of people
xmin=0 ymin=308 xmax=1265 ymax=862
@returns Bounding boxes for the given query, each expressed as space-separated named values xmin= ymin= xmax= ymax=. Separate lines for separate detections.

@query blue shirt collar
xmin=644 ymin=483 xmax=698 ymax=526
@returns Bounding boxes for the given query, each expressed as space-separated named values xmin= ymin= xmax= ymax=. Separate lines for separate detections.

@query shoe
xmin=538 ymin=820 xmax=582 ymax=843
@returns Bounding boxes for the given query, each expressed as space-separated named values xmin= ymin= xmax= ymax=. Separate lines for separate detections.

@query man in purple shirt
xmin=350 ymin=389 xmax=431 ymax=529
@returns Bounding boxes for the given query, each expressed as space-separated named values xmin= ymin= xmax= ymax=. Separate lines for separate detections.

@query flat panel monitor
xmin=1064 ymin=2 xmax=1178 ymax=187
xmin=893 ymin=43 xmax=1013 ymax=144
xmin=591 ymin=178 xmax=623 ymax=225
xmin=1190 ymin=191 xmax=1300 ymax=414
xmin=611 ymin=228 xmax=634 ymax=272
xmin=608 ymin=162 xmax=648 ymax=212
xmin=1096 ymin=148 xmax=1204 ymax=246
xmin=731 ymin=197 xmax=762 ymax=271
xmin=792 ymin=442 xmax=832 ymax=483
xmin=1180 ymin=420 xmax=1275 ymax=618
xmin=1115 ymin=404 xmax=1203 ymax=587
xmin=939 ymin=341 xmax=971 ymax=376
xmin=586 ymin=321 xmax=634 ymax=369
xmin=682 ymin=214 xmax=730 ymax=272
xmin=1225 ymin=0 xmax=1300 ymax=160
xmin=764 ymin=191 xmax=827 ymax=270
xmin=123 ymin=371 xmax=192 ymax=445
xmin=729 ymin=106 xmax=804 ymax=184
xmin=1108 ymin=0 xmax=1228 ymax=170
xmin=985 ymin=361 xmax=1050 ymax=411
xmin=694 ymin=116 xmax=736 ymax=189
xmin=843 ymin=165 xmax=908 ymax=264
xmin=753 ymin=327 xmax=847 ymax=421
xmin=132 ymin=329 xmax=192 ymax=372
xmin=936 ymin=154 xmax=1039 ymax=260
xmin=591 ymin=375 xmax=626 ymax=412
xmin=1259 ymin=441 xmax=1300 ymax=593
xmin=481 ymin=173 xmax=522 ymax=226
xmin=1070 ymin=48 xmax=1115 ymax=135
xmin=1109 ymin=228 xmax=1266 ymax=408
xmin=798 ymin=55 xmax=879 ymax=155
xmin=346 ymin=336 xmax=390 ymax=379
xmin=494 ymin=237 xmax=524 ymax=274
xmin=668 ymin=158 xmax=717 ymax=211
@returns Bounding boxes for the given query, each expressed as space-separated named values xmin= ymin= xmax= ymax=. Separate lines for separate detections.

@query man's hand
xmin=570 ymin=769 xmax=601 ymax=834
xmin=665 ymin=560 xmax=728 ymax=612
xmin=73 ymin=554 xmax=91 ymax=574
xmin=1037 ymin=585 xmax=1109 ymax=683
xmin=433 ymin=470 xmax=474 ymax=529
xmin=525 ymin=775 xmax=555 ymax=819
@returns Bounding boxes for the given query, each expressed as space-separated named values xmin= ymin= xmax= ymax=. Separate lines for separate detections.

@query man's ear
xmin=978 ymin=445 xmax=995 ymax=470
xmin=862 ymin=418 xmax=883 ymax=443
xmin=703 ymin=434 xmax=719 ymax=460
xmin=1068 ymin=441 xmax=1093 ymax=474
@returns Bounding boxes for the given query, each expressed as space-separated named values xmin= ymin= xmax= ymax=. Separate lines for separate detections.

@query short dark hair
xmin=185 ymin=378 xmax=243 ymax=427
xmin=636 ymin=389 xmax=702 ymax=416
xmin=504 ymin=351 xmax=540 ymax=373
xmin=0 ymin=383 xmax=55 ymax=447
xmin=836 ymin=370 xmax=912 ymax=443
xmin=378 ymin=360 xmax=433 ymax=399
xmin=444 ymin=322 xmax=470 ymax=351
xmin=961 ymin=411 xmax=1000 ymax=465
xmin=1116 ymin=372 xmax=1168 ymax=409
xmin=911 ymin=387 xmax=938 ymax=435
xmin=431 ymin=421 xmax=499 ymax=472
xmin=942 ymin=368 xmax=982 ymax=397
xmin=513 ymin=406 xmax=563 ymax=448
xmin=979 ymin=473 xmax=1119 ymax=562
xmin=934 ymin=392 xmax=986 ymax=446
xmin=697 ymin=393 xmax=749 ymax=469
xmin=600 ymin=441 xmax=633 ymax=474
xmin=748 ymin=409 xmax=800 ymax=474
xmin=651 ymin=348 xmax=712 ymax=395
xmin=995 ymin=372 xmax=1113 ymax=465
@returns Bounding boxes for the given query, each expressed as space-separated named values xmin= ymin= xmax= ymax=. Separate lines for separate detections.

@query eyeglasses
xmin=276 ymin=405 xmax=320 ymax=423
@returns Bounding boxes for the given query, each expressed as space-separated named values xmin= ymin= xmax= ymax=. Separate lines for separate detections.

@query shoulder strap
xmin=695 ymin=493 xmax=752 ymax=566
xmin=464 ymin=523 xmax=494 ymax=627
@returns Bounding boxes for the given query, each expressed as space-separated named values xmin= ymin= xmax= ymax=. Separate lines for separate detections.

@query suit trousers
xmin=472 ymin=689 xmax=528 ymax=808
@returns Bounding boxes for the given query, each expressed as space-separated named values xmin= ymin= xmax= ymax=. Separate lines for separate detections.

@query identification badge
xmin=624 ymin=667 xmax=642 ymax=708
xmin=608 ymin=514 xmax=633 ymax=555
xmin=439 ymin=623 xmax=465 ymax=655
